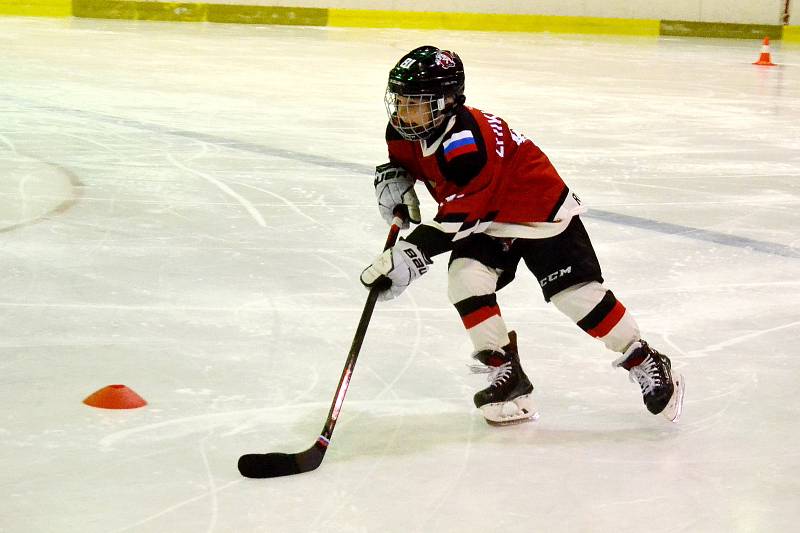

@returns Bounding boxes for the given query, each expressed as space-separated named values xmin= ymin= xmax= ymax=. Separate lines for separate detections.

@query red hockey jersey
xmin=386 ymin=106 xmax=576 ymax=240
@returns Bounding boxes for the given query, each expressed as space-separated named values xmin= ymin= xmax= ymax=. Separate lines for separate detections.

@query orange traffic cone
xmin=83 ymin=384 xmax=147 ymax=409
xmin=753 ymin=36 xmax=776 ymax=66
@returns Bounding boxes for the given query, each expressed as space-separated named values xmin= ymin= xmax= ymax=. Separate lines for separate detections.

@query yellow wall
xmin=0 ymin=0 xmax=71 ymax=16
xmin=783 ymin=26 xmax=800 ymax=42
xmin=327 ymin=9 xmax=660 ymax=36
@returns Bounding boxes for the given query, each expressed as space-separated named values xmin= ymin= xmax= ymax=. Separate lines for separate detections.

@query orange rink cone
xmin=753 ymin=36 xmax=776 ymax=66
xmin=83 ymin=384 xmax=147 ymax=409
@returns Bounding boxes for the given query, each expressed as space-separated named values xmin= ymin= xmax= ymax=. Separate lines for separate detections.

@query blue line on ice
xmin=13 ymin=97 xmax=799 ymax=259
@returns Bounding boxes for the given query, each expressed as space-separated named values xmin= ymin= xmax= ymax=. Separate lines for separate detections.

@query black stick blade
xmin=238 ymin=442 xmax=326 ymax=478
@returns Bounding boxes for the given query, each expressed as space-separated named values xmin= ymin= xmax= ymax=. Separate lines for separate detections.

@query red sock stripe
xmin=587 ymin=301 xmax=626 ymax=338
xmin=462 ymin=305 xmax=501 ymax=329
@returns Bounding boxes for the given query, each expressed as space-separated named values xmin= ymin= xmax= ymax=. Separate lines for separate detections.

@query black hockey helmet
xmin=385 ymin=46 xmax=466 ymax=141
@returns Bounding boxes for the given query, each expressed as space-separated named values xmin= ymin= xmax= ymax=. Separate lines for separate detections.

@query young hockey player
xmin=360 ymin=46 xmax=685 ymax=426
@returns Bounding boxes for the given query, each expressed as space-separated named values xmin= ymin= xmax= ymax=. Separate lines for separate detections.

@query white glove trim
xmin=360 ymin=240 xmax=432 ymax=300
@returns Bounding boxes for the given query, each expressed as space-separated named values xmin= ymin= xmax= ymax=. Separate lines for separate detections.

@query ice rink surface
xmin=2 ymin=15 xmax=799 ymax=532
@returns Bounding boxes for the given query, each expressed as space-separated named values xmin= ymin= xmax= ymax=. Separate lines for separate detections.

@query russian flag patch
xmin=443 ymin=130 xmax=478 ymax=161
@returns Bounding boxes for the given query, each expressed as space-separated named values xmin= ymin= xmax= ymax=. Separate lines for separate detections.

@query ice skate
xmin=472 ymin=331 xmax=538 ymax=426
xmin=613 ymin=340 xmax=684 ymax=422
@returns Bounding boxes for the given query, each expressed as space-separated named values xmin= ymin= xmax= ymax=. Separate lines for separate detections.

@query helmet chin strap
xmin=438 ymin=94 xmax=465 ymax=114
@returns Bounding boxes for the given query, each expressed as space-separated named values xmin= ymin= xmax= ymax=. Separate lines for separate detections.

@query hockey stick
xmin=238 ymin=211 xmax=406 ymax=478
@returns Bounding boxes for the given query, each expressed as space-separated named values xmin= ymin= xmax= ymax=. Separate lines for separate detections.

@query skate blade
xmin=481 ymin=394 xmax=540 ymax=426
xmin=486 ymin=411 xmax=540 ymax=427
xmin=661 ymin=374 xmax=685 ymax=423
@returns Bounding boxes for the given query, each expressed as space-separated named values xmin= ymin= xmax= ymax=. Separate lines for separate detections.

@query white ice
xmin=2 ymin=16 xmax=800 ymax=533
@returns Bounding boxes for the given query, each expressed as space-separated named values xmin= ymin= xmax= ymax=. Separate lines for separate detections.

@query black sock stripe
xmin=576 ymin=290 xmax=617 ymax=332
xmin=454 ymin=294 xmax=497 ymax=318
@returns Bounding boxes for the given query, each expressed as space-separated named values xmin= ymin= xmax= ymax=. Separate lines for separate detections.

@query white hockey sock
xmin=448 ymin=257 xmax=509 ymax=352
xmin=550 ymin=281 xmax=639 ymax=353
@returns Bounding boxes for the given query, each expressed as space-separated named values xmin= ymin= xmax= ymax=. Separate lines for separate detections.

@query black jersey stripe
xmin=403 ymin=224 xmax=454 ymax=258
xmin=546 ymin=186 xmax=570 ymax=222
xmin=435 ymin=212 xmax=469 ymax=223
xmin=444 ymin=210 xmax=499 ymax=233
xmin=458 ymin=218 xmax=479 ymax=232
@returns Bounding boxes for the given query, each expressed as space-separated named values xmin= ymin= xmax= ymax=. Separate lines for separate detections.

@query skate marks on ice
xmin=6 ymin=93 xmax=798 ymax=260
xmin=108 ymin=434 xmax=242 ymax=533
xmin=97 ymin=282 xmax=432 ymax=457
xmin=4 ymin=94 xmax=329 ymax=238
xmin=2 ymin=94 xmax=371 ymax=176
xmin=0 ymin=152 xmax=83 ymax=233
xmin=165 ymin=152 xmax=267 ymax=228
xmin=165 ymin=149 xmax=323 ymax=229
xmin=685 ymin=320 xmax=800 ymax=357
xmin=232 ymin=180 xmax=321 ymax=226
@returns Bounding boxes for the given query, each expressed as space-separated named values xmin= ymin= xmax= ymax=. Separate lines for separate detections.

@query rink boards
xmin=2 ymin=0 xmax=800 ymax=41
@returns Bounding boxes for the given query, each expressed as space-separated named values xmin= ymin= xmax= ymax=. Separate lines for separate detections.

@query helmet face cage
xmin=385 ymin=89 xmax=447 ymax=141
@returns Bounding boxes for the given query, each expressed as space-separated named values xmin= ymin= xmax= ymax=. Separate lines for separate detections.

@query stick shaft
xmin=320 ymin=216 xmax=403 ymax=441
